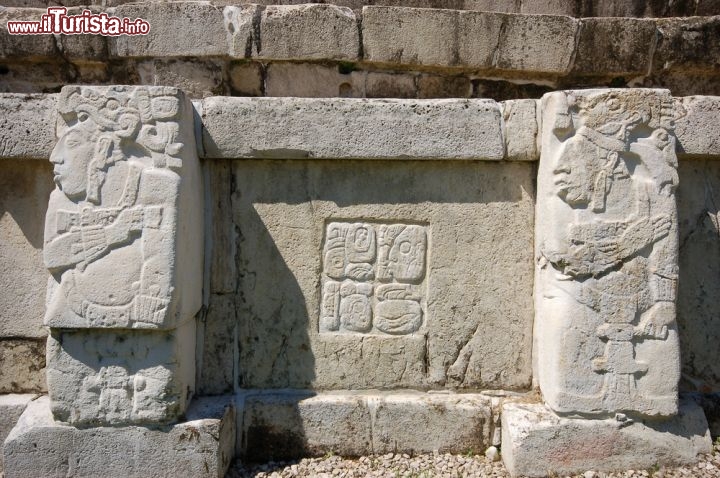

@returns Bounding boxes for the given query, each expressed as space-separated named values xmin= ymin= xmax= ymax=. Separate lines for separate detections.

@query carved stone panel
xmin=46 ymin=320 xmax=195 ymax=426
xmin=43 ymin=85 xmax=203 ymax=330
xmin=535 ymin=89 xmax=681 ymax=418
xmin=320 ymin=222 xmax=427 ymax=336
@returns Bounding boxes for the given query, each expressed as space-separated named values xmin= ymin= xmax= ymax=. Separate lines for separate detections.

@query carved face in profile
xmin=553 ymin=138 xmax=597 ymax=207
xmin=50 ymin=113 xmax=97 ymax=201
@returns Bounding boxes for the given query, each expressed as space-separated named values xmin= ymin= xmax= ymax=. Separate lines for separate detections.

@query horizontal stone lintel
xmin=236 ymin=389 xmax=508 ymax=460
xmin=1 ymin=93 xmax=719 ymax=161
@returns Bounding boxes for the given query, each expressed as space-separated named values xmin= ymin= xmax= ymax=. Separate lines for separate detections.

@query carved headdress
xmin=57 ymin=86 xmax=184 ymax=203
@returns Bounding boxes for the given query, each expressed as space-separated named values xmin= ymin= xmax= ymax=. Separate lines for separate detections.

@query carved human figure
xmin=536 ymin=90 xmax=680 ymax=417
xmin=44 ymin=87 xmax=183 ymax=329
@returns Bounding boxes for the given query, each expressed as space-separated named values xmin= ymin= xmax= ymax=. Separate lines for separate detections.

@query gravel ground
xmin=227 ymin=440 xmax=720 ymax=478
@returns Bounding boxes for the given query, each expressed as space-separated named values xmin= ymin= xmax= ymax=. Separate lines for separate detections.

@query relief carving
xmin=536 ymin=89 xmax=680 ymax=417
xmin=320 ymin=222 xmax=427 ymax=335
xmin=44 ymin=86 xmax=186 ymax=330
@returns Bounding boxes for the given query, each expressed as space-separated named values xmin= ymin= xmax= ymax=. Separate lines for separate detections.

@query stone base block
xmin=3 ymin=395 xmax=235 ymax=478
xmin=239 ymin=390 xmax=496 ymax=461
xmin=501 ymin=399 xmax=712 ymax=477
xmin=0 ymin=394 xmax=36 ymax=474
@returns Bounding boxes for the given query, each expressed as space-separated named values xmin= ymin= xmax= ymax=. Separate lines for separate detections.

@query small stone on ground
xmin=227 ymin=440 xmax=720 ymax=477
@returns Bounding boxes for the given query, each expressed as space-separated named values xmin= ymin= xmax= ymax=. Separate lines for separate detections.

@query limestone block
xmin=57 ymin=7 xmax=108 ymax=61
xmin=371 ymin=393 xmax=493 ymax=454
xmin=137 ymin=59 xmax=226 ymax=99
xmin=198 ymin=294 xmax=236 ymax=395
xmin=494 ymin=13 xmax=578 ymax=74
xmin=241 ymin=391 xmax=372 ymax=460
xmin=536 ymin=89 xmax=681 ymax=418
xmin=255 ymin=4 xmax=359 ymax=61
xmin=0 ymin=8 xmax=56 ymax=59
xmin=3 ymin=395 xmax=235 ymax=478
xmin=224 ymin=5 xmax=257 ymax=58
xmin=45 ymin=321 xmax=195 ymax=427
xmin=44 ymin=86 xmax=203 ymax=330
xmin=201 ymin=97 xmax=505 ymax=160
xmin=653 ymin=17 xmax=720 ymax=74
xmin=675 ymin=96 xmax=720 ymax=158
xmin=229 ymin=62 xmax=263 ymax=96
xmin=572 ymin=18 xmax=656 ymax=76
xmin=364 ymin=72 xmax=417 ymax=98
xmin=265 ymin=63 xmax=360 ymax=98
xmin=0 ymin=159 xmax=53 ymax=339
xmin=0 ymin=94 xmax=57 ymax=159
xmin=229 ymin=160 xmax=534 ymax=390
xmin=361 ymin=7 xmax=503 ymax=68
xmin=240 ymin=391 xmax=495 ymax=460
xmin=676 ymin=161 xmax=720 ymax=391
xmin=0 ymin=394 xmax=35 ymax=474
xmin=501 ymin=400 xmax=712 ymax=477
xmin=501 ymin=99 xmax=538 ymax=161
xmin=110 ymin=2 xmax=227 ymax=58
xmin=0 ymin=340 xmax=46 ymax=394
xmin=417 ymin=74 xmax=472 ymax=99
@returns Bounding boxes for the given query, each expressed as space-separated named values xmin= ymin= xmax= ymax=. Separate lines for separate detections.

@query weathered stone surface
xmin=0 ymin=8 xmax=55 ymax=59
xmin=417 ymin=74 xmax=472 ymax=99
xmin=572 ymin=18 xmax=656 ymax=76
xmin=255 ymin=4 xmax=359 ymax=61
xmin=536 ymin=89 xmax=681 ymax=417
xmin=0 ymin=339 xmax=46 ymax=394
xmin=495 ymin=13 xmax=578 ymax=74
xmin=501 ymin=99 xmax=538 ymax=161
xmin=3 ymin=395 xmax=235 ymax=478
xmin=228 ymin=61 xmax=263 ymax=96
xmin=372 ymin=392 xmax=494 ymax=454
xmin=229 ymin=160 xmax=534 ymax=390
xmin=362 ymin=7 xmax=502 ymax=69
xmin=653 ymin=16 xmax=720 ymax=74
xmin=198 ymin=294 xmax=236 ymax=396
xmin=45 ymin=86 xmax=203 ymax=330
xmin=0 ymin=94 xmax=57 ymax=160
xmin=46 ymin=322 xmax=195 ymax=427
xmin=137 ymin=59 xmax=226 ymax=99
xmin=676 ymin=160 xmax=720 ymax=392
xmin=0 ymin=394 xmax=35 ymax=474
xmin=202 ymin=97 xmax=505 ymax=160
xmin=223 ymin=5 xmax=256 ymax=58
xmin=57 ymin=7 xmax=108 ymax=61
xmin=0 ymin=159 xmax=53 ymax=339
xmin=240 ymin=391 xmax=495 ymax=460
xmin=207 ymin=160 xmax=236 ymax=295
xmin=364 ymin=72 xmax=417 ymax=98
xmin=111 ymin=2 xmax=227 ymax=58
xmin=265 ymin=63 xmax=360 ymax=98
xmin=502 ymin=399 xmax=712 ymax=477
xmin=675 ymin=96 xmax=720 ymax=158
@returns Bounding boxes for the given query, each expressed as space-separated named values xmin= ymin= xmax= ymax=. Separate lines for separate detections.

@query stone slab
xmin=501 ymin=99 xmax=538 ymax=161
xmin=227 ymin=160 xmax=534 ymax=391
xmin=201 ymin=97 xmax=505 ymax=160
xmin=0 ymin=340 xmax=45 ymax=394
xmin=239 ymin=390 xmax=495 ymax=460
xmin=3 ymin=395 xmax=235 ymax=478
xmin=501 ymin=399 xmax=712 ymax=477
xmin=0 ymin=394 xmax=35 ymax=474
xmin=110 ymin=2 xmax=227 ymax=58
xmin=0 ymin=94 xmax=57 ymax=160
xmin=46 ymin=320 xmax=196 ymax=427
xmin=675 ymin=96 xmax=720 ymax=158
xmin=0 ymin=159 xmax=53 ymax=339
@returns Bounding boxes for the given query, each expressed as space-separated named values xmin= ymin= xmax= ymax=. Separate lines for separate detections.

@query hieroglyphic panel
xmin=320 ymin=222 xmax=427 ymax=335
xmin=536 ymin=89 xmax=681 ymax=418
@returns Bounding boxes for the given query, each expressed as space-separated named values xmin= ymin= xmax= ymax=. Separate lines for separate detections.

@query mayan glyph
xmin=320 ymin=222 xmax=427 ymax=336
xmin=43 ymin=85 xmax=203 ymax=426
xmin=536 ymin=89 xmax=680 ymax=417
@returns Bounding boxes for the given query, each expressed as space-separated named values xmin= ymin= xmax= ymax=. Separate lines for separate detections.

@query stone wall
xmin=1 ymin=3 xmax=719 ymax=99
